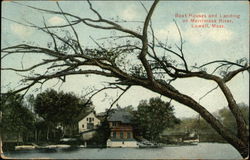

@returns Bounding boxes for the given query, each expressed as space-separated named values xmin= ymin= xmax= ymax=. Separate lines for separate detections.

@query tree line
xmin=2 ymin=88 xmax=247 ymax=150
xmin=1 ymin=89 xmax=180 ymax=149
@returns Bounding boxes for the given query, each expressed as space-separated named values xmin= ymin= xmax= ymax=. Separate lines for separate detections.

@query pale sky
xmin=1 ymin=1 xmax=249 ymax=118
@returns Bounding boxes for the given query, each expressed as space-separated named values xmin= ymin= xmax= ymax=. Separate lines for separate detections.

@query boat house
xmin=106 ymin=110 xmax=138 ymax=147
xmin=78 ymin=111 xmax=101 ymax=140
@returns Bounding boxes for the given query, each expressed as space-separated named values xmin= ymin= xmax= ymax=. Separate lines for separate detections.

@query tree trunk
xmin=46 ymin=127 xmax=50 ymax=141
xmin=217 ymin=81 xmax=249 ymax=143
xmin=0 ymin=111 xmax=4 ymax=157
xmin=0 ymin=135 xmax=3 ymax=155
xmin=52 ymin=129 xmax=56 ymax=140
xmin=38 ymin=130 xmax=41 ymax=142
xmin=144 ymin=81 xmax=249 ymax=158
xmin=35 ymin=129 xmax=38 ymax=143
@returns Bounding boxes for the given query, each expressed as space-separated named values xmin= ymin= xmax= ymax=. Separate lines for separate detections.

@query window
xmin=87 ymin=123 xmax=94 ymax=129
xmin=112 ymin=122 xmax=116 ymax=126
xmin=86 ymin=118 xmax=88 ymax=121
xmin=82 ymin=124 xmax=84 ymax=128
xmin=88 ymin=117 xmax=94 ymax=122
xmin=127 ymin=132 xmax=131 ymax=139
xmin=120 ymin=132 xmax=124 ymax=139
xmin=113 ymin=132 xmax=116 ymax=138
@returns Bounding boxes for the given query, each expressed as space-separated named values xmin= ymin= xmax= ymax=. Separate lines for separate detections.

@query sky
xmin=1 ymin=1 xmax=249 ymax=118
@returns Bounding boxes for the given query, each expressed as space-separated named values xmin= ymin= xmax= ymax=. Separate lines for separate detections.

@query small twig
xmin=87 ymin=0 xmax=102 ymax=19
xmin=199 ymin=85 xmax=219 ymax=102
xmin=173 ymin=19 xmax=188 ymax=71
xmin=105 ymin=85 xmax=131 ymax=120
xmin=199 ymin=60 xmax=245 ymax=68
xmin=89 ymin=36 xmax=107 ymax=52
xmin=56 ymin=2 xmax=84 ymax=54
xmin=82 ymin=86 xmax=127 ymax=107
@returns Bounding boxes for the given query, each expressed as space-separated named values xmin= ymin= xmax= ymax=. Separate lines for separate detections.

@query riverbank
xmin=2 ymin=143 xmax=242 ymax=159
xmin=2 ymin=139 xmax=85 ymax=152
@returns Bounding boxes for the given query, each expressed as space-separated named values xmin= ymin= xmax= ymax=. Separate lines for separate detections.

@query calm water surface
xmin=3 ymin=143 xmax=242 ymax=159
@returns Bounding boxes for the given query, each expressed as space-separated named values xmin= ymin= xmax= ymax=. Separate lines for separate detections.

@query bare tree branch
xmin=56 ymin=2 xmax=84 ymax=55
xmin=173 ymin=19 xmax=188 ymax=71
xmin=199 ymin=60 xmax=245 ymax=68
xmin=223 ymin=66 xmax=250 ymax=82
xmin=87 ymin=0 xmax=102 ymax=19
xmin=139 ymin=0 xmax=159 ymax=81
xmin=199 ymin=85 xmax=219 ymax=102
xmin=82 ymin=85 xmax=127 ymax=107
xmin=105 ymin=85 xmax=131 ymax=118
xmin=25 ymin=70 xmax=114 ymax=81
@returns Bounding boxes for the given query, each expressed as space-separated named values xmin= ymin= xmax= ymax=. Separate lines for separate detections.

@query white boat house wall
xmin=78 ymin=112 xmax=100 ymax=140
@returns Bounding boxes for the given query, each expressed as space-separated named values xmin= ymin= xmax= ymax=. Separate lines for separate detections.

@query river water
xmin=3 ymin=143 xmax=242 ymax=159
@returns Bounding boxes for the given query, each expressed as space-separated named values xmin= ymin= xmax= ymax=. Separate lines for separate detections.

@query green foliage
xmin=174 ymin=117 xmax=224 ymax=142
xmin=89 ymin=120 xmax=110 ymax=147
xmin=1 ymin=93 xmax=35 ymax=141
xmin=34 ymin=89 xmax=91 ymax=126
xmin=116 ymin=104 xmax=135 ymax=113
xmin=134 ymin=97 xmax=180 ymax=142
xmin=34 ymin=89 xmax=92 ymax=138
xmin=172 ymin=103 xmax=249 ymax=142
xmin=218 ymin=103 xmax=249 ymax=134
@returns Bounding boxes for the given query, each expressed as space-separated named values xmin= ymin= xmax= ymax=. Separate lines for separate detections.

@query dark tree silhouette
xmin=34 ymin=89 xmax=91 ymax=139
xmin=134 ymin=97 xmax=180 ymax=141
xmin=1 ymin=0 xmax=249 ymax=158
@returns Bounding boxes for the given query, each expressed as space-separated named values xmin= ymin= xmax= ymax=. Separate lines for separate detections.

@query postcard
xmin=1 ymin=0 xmax=249 ymax=159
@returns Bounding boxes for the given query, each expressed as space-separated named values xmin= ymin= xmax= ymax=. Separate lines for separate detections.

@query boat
xmin=15 ymin=144 xmax=36 ymax=150
xmin=15 ymin=143 xmax=73 ymax=152
xmin=183 ymin=138 xmax=199 ymax=145
xmin=35 ymin=144 xmax=72 ymax=152
xmin=138 ymin=141 xmax=161 ymax=148
xmin=45 ymin=144 xmax=71 ymax=149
